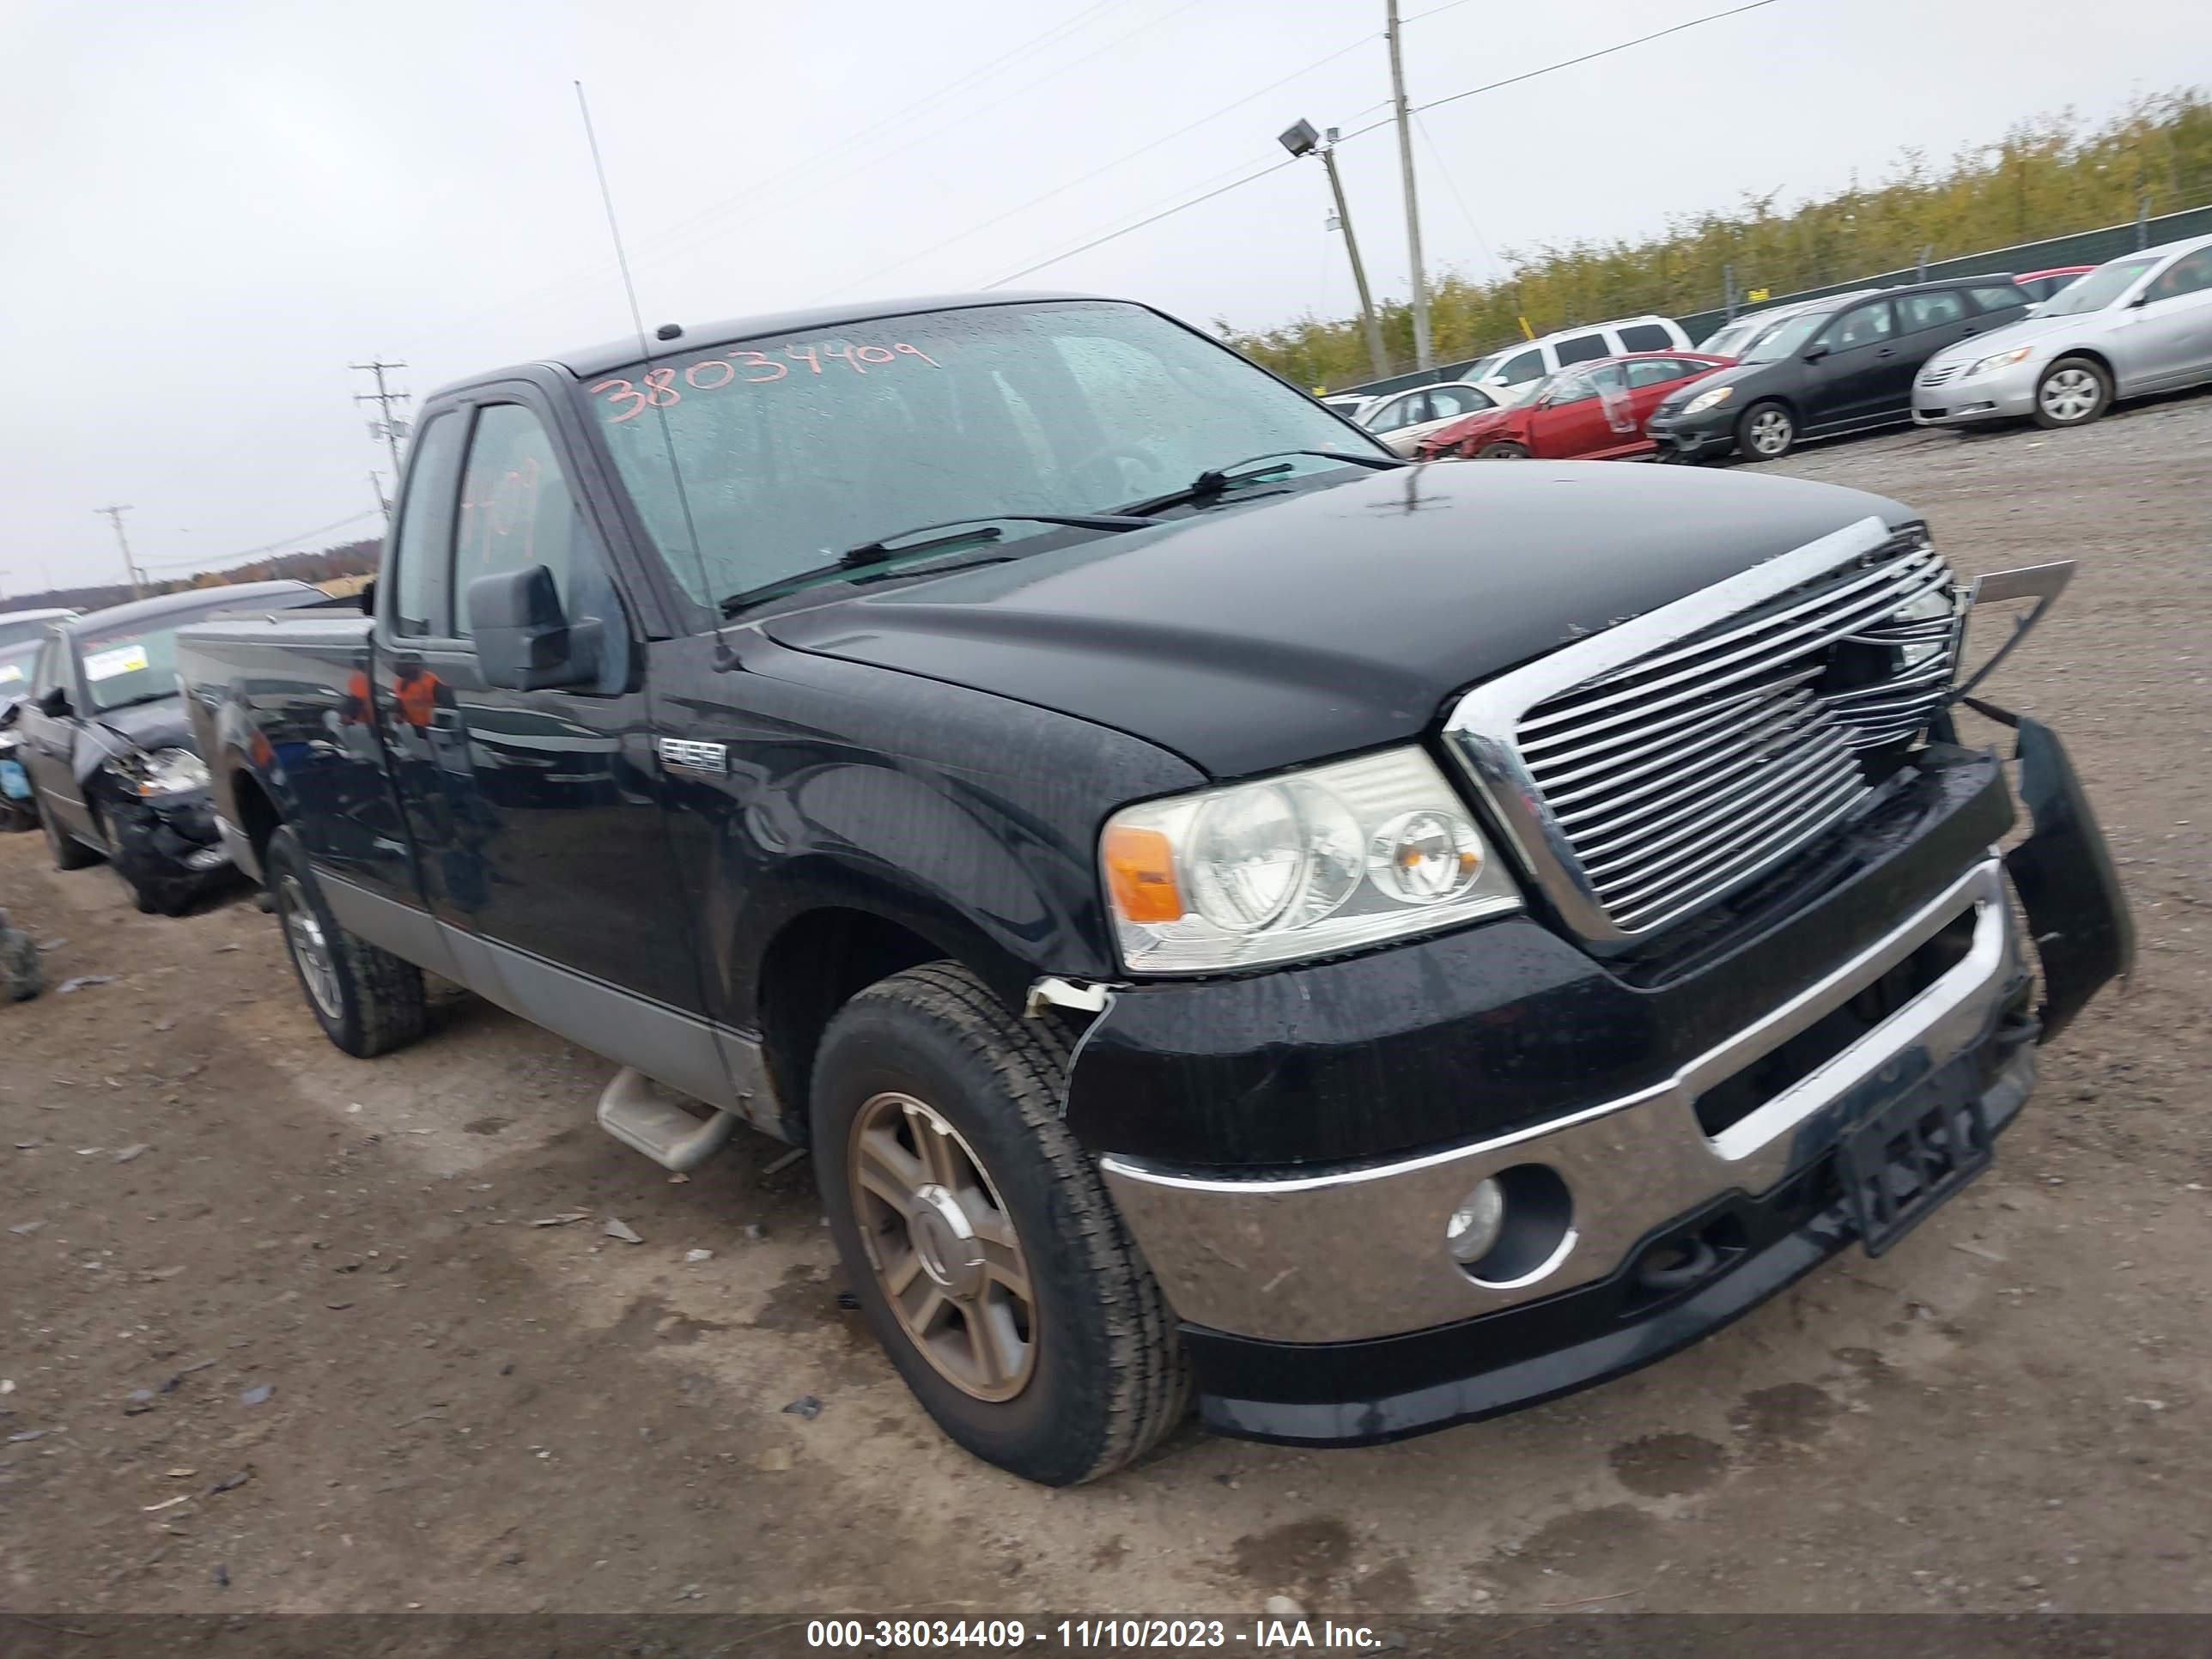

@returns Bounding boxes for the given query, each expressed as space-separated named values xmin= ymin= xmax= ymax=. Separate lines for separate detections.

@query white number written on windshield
xmin=591 ymin=342 xmax=943 ymax=423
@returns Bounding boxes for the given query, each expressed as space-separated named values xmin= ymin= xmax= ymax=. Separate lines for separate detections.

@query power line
xmin=1417 ymin=0 xmax=1783 ymax=116
xmin=975 ymin=0 xmax=1788 ymax=286
xmin=1415 ymin=111 xmax=1500 ymax=279
xmin=831 ymin=31 xmax=1380 ymax=297
xmin=1401 ymin=0 xmax=1479 ymax=20
xmin=391 ymin=0 xmax=1156 ymax=360
xmin=983 ymin=155 xmax=1302 ymax=289
xmin=138 ymin=509 xmax=386 ymax=577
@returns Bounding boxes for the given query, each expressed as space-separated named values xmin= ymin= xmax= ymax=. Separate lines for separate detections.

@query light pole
xmin=1385 ymin=0 xmax=1434 ymax=371
xmin=1280 ymin=120 xmax=1390 ymax=381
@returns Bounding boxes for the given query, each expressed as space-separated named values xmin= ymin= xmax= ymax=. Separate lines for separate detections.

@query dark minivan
xmin=1649 ymin=278 xmax=2033 ymax=461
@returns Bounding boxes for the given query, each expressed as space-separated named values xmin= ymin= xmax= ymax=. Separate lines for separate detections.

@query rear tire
xmin=2032 ymin=356 xmax=2111 ymax=428
xmin=814 ymin=962 xmax=1188 ymax=1486
xmin=1735 ymin=400 xmax=1796 ymax=460
xmin=37 ymin=787 xmax=100 ymax=870
xmin=265 ymin=826 xmax=427 ymax=1058
xmin=1476 ymin=441 xmax=1531 ymax=459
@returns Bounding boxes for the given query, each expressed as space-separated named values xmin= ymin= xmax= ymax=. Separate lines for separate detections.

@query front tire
xmin=1735 ymin=399 xmax=1796 ymax=460
xmin=814 ymin=963 xmax=1188 ymax=1486
xmin=37 ymin=787 xmax=100 ymax=870
xmin=1476 ymin=441 xmax=1530 ymax=459
xmin=265 ymin=826 xmax=426 ymax=1057
xmin=2033 ymin=356 xmax=2112 ymax=428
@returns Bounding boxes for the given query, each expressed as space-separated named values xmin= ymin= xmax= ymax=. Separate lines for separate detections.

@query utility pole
xmin=351 ymin=359 xmax=412 ymax=482
xmin=1279 ymin=120 xmax=1390 ymax=381
xmin=1386 ymin=0 xmax=1434 ymax=371
xmin=369 ymin=470 xmax=392 ymax=523
xmin=95 ymin=504 xmax=144 ymax=599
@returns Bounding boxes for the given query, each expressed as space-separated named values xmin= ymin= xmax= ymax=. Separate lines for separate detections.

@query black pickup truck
xmin=177 ymin=292 xmax=2131 ymax=1486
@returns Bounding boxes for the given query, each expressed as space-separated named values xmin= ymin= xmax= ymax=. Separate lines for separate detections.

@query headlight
xmin=106 ymin=746 xmax=210 ymax=799
xmin=1966 ymin=346 xmax=2033 ymax=377
xmin=1681 ymin=385 xmax=1735 ymax=416
xmin=1100 ymin=747 xmax=1522 ymax=974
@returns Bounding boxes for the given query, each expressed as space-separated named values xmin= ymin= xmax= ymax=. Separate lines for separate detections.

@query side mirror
xmin=465 ymin=565 xmax=603 ymax=691
xmin=37 ymin=686 xmax=70 ymax=718
xmin=1802 ymin=343 xmax=1830 ymax=363
xmin=2129 ymin=293 xmax=2152 ymax=308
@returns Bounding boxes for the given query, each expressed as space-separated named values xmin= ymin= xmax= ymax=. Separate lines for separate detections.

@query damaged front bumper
xmin=106 ymin=787 xmax=231 ymax=900
xmin=1076 ymin=729 xmax=2130 ymax=1447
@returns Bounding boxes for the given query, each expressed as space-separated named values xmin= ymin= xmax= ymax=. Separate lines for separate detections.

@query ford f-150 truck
xmin=176 ymin=292 xmax=2131 ymax=1486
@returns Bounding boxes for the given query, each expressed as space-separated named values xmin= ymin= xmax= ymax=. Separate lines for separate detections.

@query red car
xmin=2014 ymin=266 xmax=2094 ymax=305
xmin=1417 ymin=351 xmax=1734 ymax=461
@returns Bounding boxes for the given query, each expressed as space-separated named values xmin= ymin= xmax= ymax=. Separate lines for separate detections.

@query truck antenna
xmin=574 ymin=80 xmax=737 ymax=672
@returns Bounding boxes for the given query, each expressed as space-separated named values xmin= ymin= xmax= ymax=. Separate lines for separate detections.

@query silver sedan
xmin=1912 ymin=233 xmax=2212 ymax=430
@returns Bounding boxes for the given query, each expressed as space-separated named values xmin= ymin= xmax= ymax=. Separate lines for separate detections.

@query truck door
xmin=374 ymin=391 xmax=707 ymax=1019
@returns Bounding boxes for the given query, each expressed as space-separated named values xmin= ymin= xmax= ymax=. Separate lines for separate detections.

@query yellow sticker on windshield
xmin=83 ymin=644 xmax=150 ymax=682
xmin=0 ymin=664 xmax=21 ymax=683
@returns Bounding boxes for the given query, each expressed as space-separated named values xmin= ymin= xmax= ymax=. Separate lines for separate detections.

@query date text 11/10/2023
xmin=591 ymin=340 xmax=941 ymax=422
xmin=803 ymin=1618 xmax=1386 ymax=1650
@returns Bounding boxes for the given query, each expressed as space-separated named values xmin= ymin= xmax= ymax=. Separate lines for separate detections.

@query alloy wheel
xmin=848 ymin=1091 xmax=1037 ymax=1401
xmin=276 ymin=872 xmax=343 ymax=1019
xmin=1747 ymin=408 xmax=1793 ymax=456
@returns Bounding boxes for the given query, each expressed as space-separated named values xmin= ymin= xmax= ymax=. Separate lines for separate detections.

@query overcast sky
xmin=4 ymin=0 xmax=2205 ymax=595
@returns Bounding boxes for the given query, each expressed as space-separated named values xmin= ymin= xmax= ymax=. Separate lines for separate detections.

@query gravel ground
xmin=3 ymin=396 xmax=2209 ymax=1620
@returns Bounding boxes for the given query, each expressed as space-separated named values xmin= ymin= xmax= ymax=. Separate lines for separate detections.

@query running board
xmin=596 ymin=1067 xmax=741 ymax=1172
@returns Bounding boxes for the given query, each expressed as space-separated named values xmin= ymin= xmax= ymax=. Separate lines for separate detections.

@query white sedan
xmin=1354 ymin=381 xmax=1504 ymax=456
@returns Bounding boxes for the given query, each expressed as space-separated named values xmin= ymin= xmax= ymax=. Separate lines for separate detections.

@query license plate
xmin=1836 ymin=1057 xmax=1993 ymax=1257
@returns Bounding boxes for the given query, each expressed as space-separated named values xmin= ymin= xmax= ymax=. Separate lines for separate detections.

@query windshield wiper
xmin=1110 ymin=448 xmax=1406 ymax=519
xmin=719 ymin=513 xmax=1159 ymax=617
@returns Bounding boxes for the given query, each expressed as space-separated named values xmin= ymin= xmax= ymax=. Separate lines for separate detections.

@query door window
xmin=1425 ymin=386 xmax=1493 ymax=418
xmin=1364 ymin=393 xmax=1427 ymax=434
xmin=1496 ymin=349 xmax=1546 ymax=386
xmin=1897 ymin=291 xmax=1966 ymax=333
xmin=1544 ymin=370 xmax=1597 ymax=405
xmin=30 ymin=640 xmax=64 ymax=701
xmin=1616 ymin=322 xmax=1673 ymax=353
xmin=1553 ymin=332 xmax=1609 ymax=366
xmin=1969 ymin=285 xmax=2027 ymax=313
xmin=386 ymin=410 xmax=465 ymax=638
xmin=2147 ymin=247 xmax=2212 ymax=301
xmin=1825 ymin=301 xmax=1895 ymax=349
xmin=1625 ymin=357 xmax=1691 ymax=388
xmin=453 ymin=404 xmax=586 ymax=636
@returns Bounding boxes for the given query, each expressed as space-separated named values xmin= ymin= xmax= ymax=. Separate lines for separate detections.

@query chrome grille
xmin=1919 ymin=363 xmax=1961 ymax=388
xmin=1445 ymin=519 xmax=1959 ymax=943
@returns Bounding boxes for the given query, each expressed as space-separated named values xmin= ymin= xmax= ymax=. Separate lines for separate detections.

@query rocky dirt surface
xmin=3 ymin=397 xmax=2208 ymax=1620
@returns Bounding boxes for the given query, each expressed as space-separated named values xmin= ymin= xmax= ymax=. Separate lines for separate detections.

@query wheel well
xmin=755 ymin=908 xmax=946 ymax=1138
xmin=2046 ymin=345 xmax=2115 ymax=383
xmin=230 ymin=770 xmax=281 ymax=872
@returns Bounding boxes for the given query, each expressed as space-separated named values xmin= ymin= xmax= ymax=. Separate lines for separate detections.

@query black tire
xmin=36 ymin=785 xmax=100 ymax=870
xmin=1476 ymin=441 xmax=1531 ymax=459
xmin=264 ymin=826 xmax=427 ymax=1058
xmin=813 ymin=962 xmax=1188 ymax=1486
xmin=1735 ymin=399 xmax=1796 ymax=461
xmin=2032 ymin=356 xmax=2112 ymax=428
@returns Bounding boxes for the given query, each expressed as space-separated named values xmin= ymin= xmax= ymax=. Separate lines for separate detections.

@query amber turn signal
xmin=1103 ymin=824 xmax=1184 ymax=923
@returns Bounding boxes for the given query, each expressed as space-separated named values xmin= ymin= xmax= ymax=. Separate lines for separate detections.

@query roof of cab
xmin=66 ymin=580 xmax=322 ymax=634
xmin=428 ymin=290 xmax=1103 ymax=399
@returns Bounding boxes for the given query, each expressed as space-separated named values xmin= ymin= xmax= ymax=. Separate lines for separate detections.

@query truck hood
xmin=763 ymin=461 xmax=1911 ymax=778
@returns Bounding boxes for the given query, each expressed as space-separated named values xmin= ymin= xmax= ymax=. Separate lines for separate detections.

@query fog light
xmin=1444 ymin=1177 xmax=1505 ymax=1263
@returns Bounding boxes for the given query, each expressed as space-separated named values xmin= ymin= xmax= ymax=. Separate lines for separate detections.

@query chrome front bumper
xmin=1101 ymin=856 xmax=2021 ymax=1345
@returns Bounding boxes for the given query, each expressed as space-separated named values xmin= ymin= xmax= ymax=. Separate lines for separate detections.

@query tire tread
xmin=835 ymin=963 xmax=1189 ymax=1482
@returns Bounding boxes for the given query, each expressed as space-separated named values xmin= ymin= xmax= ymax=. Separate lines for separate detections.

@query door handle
xmin=1875 ymin=348 xmax=1894 ymax=358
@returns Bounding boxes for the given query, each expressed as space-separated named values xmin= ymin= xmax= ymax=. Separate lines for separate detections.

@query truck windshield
xmin=583 ymin=299 xmax=1387 ymax=607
